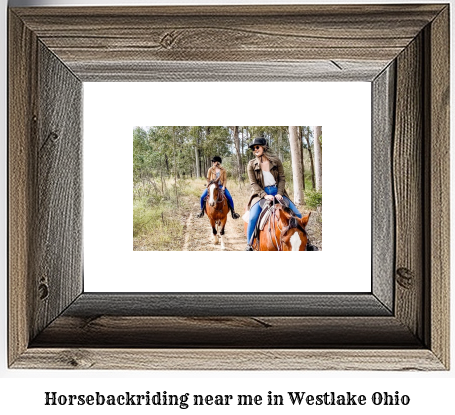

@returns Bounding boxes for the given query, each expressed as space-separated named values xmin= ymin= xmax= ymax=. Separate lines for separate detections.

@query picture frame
xmin=8 ymin=4 xmax=449 ymax=370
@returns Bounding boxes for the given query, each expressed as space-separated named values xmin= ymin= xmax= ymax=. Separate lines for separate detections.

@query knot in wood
xmin=48 ymin=132 xmax=59 ymax=142
xmin=160 ymin=31 xmax=179 ymax=49
xmin=60 ymin=350 xmax=94 ymax=369
xmin=38 ymin=282 xmax=49 ymax=300
xmin=396 ymin=267 xmax=414 ymax=289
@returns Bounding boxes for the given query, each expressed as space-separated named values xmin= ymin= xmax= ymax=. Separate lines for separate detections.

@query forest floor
xmin=134 ymin=179 xmax=322 ymax=251
xmin=182 ymin=181 xmax=323 ymax=252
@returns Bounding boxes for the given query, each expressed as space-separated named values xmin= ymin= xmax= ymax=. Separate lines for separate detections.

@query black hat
xmin=249 ymin=136 xmax=267 ymax=149
xmin=211 ymin=156 xmax=222 ymax=163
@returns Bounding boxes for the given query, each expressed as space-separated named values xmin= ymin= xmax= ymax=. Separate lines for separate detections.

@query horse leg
xmin=212 ymin=223 xmax=218 ymax=245
xmin=219 ymin=218 xmax=227 ymax=250
xmin=209 ymin=217 xmax=218 ymax=245
xmin=213 ymin=227 xmax=218 ymax=245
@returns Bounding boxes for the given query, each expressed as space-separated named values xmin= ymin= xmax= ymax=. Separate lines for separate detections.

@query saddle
xmin=252 ymin=197 xmax=290 ymax=242
xmin=258 ymin=197 xmax=290 ymax=230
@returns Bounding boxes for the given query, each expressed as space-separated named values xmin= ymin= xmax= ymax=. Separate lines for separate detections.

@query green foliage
xmin=304 ymin=177 xmax=314 ymax=191
xmin=305 ymin=189 xmax=322 ymax=209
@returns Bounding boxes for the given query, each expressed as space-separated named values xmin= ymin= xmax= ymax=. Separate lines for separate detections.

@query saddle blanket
xmin=242 ymin=204 xmax=273 ymax=231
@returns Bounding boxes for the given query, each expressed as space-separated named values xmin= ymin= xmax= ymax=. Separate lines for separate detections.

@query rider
xmin=197 ymin=156 xmax=240 ymax=219
xmin=245 ymin=136 xmax=303 ymax=251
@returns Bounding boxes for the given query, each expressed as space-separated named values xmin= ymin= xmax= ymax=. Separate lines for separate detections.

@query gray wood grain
xmin=8 ymin=12 xmax=83 ymax=366
xmin=13 ymin=349 xmax=446 ymax=371
xmin=55 ymin=293 xmax=392 ymax=316
xmin=71 ymin=60 xmax=388 ymax=82
xmin=425 ymin=7 xmax=450 ymax=369
xmin=8 ymin=11 xmax=39 ymax=366
xmin=32 ymin=316 xmax=420 ymax=348
xmin=12 ymin=5 xmax=444 ymax=82
xmin=8 ymin=4 xmax=450 ymax=371
xmin=372 ymin=63 xmax=395 ymax=312
xmin=394 ymin=34 xmax=424 ymax=340
xmin=33 ymin=42 xmax=83 ymax=338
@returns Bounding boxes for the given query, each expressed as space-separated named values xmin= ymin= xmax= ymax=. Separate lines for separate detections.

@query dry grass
xmin=133 ymin=177 xmax=210 ymax=251
xmin=133 ymin=177 xmax=322 ymax=251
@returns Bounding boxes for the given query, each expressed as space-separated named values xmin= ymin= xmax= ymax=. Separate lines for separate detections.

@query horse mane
xmin=277 ymin=207 xmax=308 ymax=237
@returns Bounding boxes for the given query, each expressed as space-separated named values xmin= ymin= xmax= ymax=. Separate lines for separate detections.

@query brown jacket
xmin=247 ymin=157 xmax=289 ymax=208
xmin=206 ymin=166 xmax=227 ymax=187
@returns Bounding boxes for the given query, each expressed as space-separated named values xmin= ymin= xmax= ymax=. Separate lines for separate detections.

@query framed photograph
xmin=8 ymin=4 xmax=449 ymax=370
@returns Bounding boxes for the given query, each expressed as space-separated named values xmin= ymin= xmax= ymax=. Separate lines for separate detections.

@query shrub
xmin=305 ymin=189 xmax=322 ymax=209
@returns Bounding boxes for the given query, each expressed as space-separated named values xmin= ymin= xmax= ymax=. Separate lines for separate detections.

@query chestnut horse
xmin=205 ymin=180 xmax=229 ymax=249
xmin=244 ymin=200 xmax=311 ymax=251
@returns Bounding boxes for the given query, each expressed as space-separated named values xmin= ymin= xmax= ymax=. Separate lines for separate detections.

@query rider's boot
xmin=245 ymin=245 xmax=254 ymax=251
xmin=228 ymin=202 xmax=240 ymax=219
xmin=196 ymin=208 xmax=205 ymax=218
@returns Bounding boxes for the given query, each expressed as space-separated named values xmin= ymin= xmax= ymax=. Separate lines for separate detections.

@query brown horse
xmin=205 ymin=180 xmax=229 ymax=249
xmin=244 ymin=201 xmax=311 ymax=251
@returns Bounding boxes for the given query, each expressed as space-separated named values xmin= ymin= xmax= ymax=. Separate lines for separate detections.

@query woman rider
xmin=197 ymin=156 xmax=240 ymax=219
xmin=245 ymin=136 xmax=303 ymax=251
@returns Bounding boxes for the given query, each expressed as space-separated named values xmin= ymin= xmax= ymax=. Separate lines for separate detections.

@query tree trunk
xmin=278 ymin=128 xmax=283 ymax=161
xmin=160 ymin=161 xmax=168 ymax=197
xmin=232 ymin=126 xmax=243 ymax=182
xmin=314 ymin=126 xmax=322 ymax=191
xmin=299 ymin=127 xmax=305 ymax=190
xmin=288 ymin=126 xmax=305 ymax=205
xmin=244 ymin=127 xmax=249 ymax=173
xmin=304 ymin=128 xmax=316 ymax=189
xmin=194 ymin=145 xmax=200 ymax=178
xmin=164 ymin=153 xmax=170 ymax=175
xmin=241 ymin=128 xmax=245 ymax=157
xmin=173 ymin=127 xmax=179 ymax=207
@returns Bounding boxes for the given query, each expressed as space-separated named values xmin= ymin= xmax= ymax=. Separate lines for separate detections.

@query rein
xmin=263 ymin=198 xmax=308 ymax=251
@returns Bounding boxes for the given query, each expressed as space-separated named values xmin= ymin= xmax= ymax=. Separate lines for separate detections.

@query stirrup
xmin=231 ymin=211 xmax=240 ymax=219
xmin=196 ymin=209 xmax=204 ymax=218
xmin=245 ymin=245 xmax=254 ymax=251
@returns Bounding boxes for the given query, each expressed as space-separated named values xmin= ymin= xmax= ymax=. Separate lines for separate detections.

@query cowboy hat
xmin=248 ymin=136 xmax=267 ymax=149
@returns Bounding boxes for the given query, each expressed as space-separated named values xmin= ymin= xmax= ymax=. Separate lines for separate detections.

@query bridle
xmin=206 ymin=180 xmax=226 ymax=213
xmin=255 ymin=197 xmax=308 ymax=251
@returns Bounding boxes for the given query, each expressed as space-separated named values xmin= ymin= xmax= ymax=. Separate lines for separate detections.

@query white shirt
xmin=262 ymin=171 xmax=276 ymax=187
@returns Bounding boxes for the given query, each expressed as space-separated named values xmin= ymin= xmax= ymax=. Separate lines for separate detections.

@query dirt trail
xmin=183 ymin=184 xmax=250 ymax=251
xmin=182 ymin=184 xmax=322 ymax=251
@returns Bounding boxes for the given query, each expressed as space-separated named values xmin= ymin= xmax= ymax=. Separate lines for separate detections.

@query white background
xmin=1 ymin=0 xmax=454 ymax=414
xmin=84 ymin=82 xmax=371 ymax=292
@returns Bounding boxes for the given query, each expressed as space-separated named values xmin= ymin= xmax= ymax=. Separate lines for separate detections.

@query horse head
xmin=207 ymin=181 xmax=219 ymax=207
xmin=278 ymin=208 xmax=311 ymax=251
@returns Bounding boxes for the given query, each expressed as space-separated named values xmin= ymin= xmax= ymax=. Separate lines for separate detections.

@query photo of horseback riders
xmin=133 ymin=126 xmax=322 ymax=251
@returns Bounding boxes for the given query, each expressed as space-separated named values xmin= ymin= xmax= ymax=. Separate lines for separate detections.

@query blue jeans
xmin=246 ymin=186 xmax=302 ymax=244
xmin=201 ymin=187 xmax=235 ymax=210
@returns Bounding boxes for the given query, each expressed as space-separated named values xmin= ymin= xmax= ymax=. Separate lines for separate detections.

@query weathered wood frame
xmin=8 ymin=5 xmax=449 ymax=370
